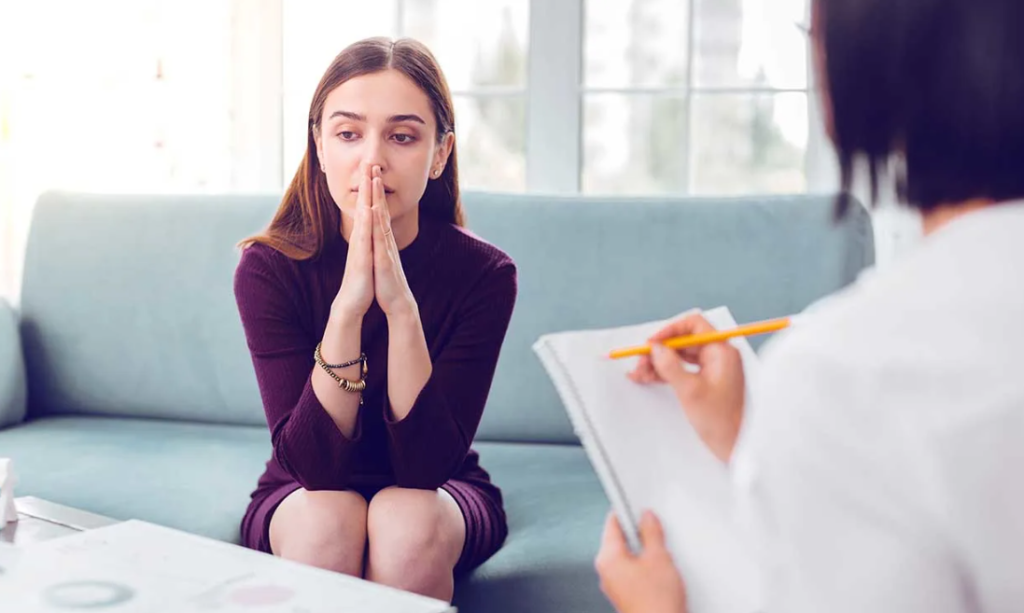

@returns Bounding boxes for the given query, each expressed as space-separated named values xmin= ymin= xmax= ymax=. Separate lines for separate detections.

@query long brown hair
xmin=242 ymin=37 xmax=464 ymax=259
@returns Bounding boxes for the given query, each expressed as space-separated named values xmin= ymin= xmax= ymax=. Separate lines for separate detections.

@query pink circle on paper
xmin=229 ymin=585 xmax=295 ymax=606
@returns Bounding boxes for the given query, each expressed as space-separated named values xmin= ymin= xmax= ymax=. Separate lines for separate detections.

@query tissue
xmin=0 ymin=458 xmax=16 ymax=526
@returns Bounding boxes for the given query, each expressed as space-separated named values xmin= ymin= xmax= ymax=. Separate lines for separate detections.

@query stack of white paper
xmin=0 ymin=520 xmax=454 ymax=613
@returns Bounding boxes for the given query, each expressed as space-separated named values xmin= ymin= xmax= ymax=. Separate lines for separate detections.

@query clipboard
xmin=533 ymin=306 xmax=763 ymax=613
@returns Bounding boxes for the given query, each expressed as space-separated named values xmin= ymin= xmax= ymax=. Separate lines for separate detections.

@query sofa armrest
xmin=0 ymin=297 xmax=27 ymax=429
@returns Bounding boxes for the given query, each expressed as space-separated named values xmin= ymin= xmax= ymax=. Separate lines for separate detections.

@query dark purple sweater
xmin=234 ymin=216 xmax=516 ymax=498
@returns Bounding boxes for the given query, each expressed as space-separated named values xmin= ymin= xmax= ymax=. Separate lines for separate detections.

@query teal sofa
xmin=0 ymin=191 xmax=873 ymax=612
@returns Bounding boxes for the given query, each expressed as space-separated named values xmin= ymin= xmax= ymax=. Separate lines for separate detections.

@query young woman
xmin=596 ymin=0 xmax=1024 ymax=611
xmin=234 ymin=37 xmax=516 ymax=602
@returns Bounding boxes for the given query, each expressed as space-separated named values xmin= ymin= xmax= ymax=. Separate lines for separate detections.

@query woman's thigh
xmin=440 ymin=479 xmax=509 ymax=575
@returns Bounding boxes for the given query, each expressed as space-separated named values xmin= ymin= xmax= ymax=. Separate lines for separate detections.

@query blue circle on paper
xmin=44 ymin=580 xmax=136 ymax=609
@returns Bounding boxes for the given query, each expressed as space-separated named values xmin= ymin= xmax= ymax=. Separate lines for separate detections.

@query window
xmin=281 ymin=0 xmax=815 ymax=196
xmin=0 ymin=0 xmax=238 ymax=300
xmin=2 ymin=0 xmax=833 ymax=299
xmin=580 ymin=0 xmax=810 ymax=195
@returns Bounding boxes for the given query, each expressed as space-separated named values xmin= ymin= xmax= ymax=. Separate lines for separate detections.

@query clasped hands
xmin=331 ymin=163 xmax=416 ymax=322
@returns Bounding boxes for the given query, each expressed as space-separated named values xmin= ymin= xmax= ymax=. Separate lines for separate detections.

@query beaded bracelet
xmin=314 ymin=342 xmax=368 ymax=402
xmin=321 ymin=351 xmax=366 ymax=370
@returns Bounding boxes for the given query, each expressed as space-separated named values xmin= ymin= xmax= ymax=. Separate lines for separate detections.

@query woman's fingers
xmin=629 ymin=313 xmax=712 ymax=385
xmin=356 ymin=163 xmax=371 ymax=211
xmin=598 ymin=512 xmax=632 ymax=560
xmin=370 ymin=166 xmax=400 ymax=266
xmin=372 ymin=179 xmax=388 ymax=240
xmin=372 ymin=165 xmax=393 ymax=225
xmin=371 ymin=167 xmax=394 ymax=238
xmin=648 ymin=312 xmax=717 ymax=344
xmin=637 ymin=510 xmax=668 ymax=553
xmin=357 ymin=174 xmax=373 ymax=254
xmin=371 ymin=165 xmax=383 ymax=210
xmin=647 ymin=312 xmax=719 ymax=370
xmin=344 ymin=164 xmax=372 ymax=274
xmin=628 ymin=355 xmax=661 ymax=384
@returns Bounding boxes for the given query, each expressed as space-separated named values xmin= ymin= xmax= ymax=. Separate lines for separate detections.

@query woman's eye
xmin=392 ymin=134 xmax=416 ymax=144
xmin=338 ymin=131 xmax=357 ymax=141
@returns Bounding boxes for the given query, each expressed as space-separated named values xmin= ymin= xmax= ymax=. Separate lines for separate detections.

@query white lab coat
xmin=732 ymin=202 xmax=1024 ymax=613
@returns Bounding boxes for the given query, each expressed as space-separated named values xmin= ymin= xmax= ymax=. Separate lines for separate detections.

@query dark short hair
xmin=817 ymin=0 xmax=1024 ymax=215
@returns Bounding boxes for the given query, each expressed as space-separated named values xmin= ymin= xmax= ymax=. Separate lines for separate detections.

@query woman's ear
xmin=313 ymin=130 xmax=325 ymax=172
xmin=435 ymin=132 xmax=455 ymax=172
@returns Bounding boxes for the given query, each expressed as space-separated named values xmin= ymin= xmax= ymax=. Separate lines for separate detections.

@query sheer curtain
xmin=2 ymin=0 xmax=896 ymax=301
xmin=0 ymin=1 xmax=239 ymax=302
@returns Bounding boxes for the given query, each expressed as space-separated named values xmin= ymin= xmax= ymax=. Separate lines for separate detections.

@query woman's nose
xmin=361 ymin=140 xmax=386 ymax=173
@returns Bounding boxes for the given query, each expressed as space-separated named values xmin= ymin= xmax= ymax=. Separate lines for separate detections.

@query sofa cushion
xmin=0 ymin=416 xmax=269 ymax=542
xmin=452 ymin=442 xmax=615 ymax=613
xmin=19 ymin=192 xmax=273 ymax=427
xmin=0 ymin=415 xmax=614 ymax=612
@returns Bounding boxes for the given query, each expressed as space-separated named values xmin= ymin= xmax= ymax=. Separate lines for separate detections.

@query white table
xmin=0 ymin=496 xmax=119 ymax=545
xmin=0 ymin=501 xmax=455 ymax=612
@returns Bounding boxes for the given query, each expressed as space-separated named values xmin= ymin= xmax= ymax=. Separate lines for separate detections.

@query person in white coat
xmin=595 ymin=1 xmax=1024 ymax=612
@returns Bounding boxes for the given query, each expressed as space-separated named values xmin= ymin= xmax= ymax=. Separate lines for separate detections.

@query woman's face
xmin=315 ymin=69 xmax=453 ymax=226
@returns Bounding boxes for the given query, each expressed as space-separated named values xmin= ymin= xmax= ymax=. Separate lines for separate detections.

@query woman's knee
xmin=365 ymin=487 xmax=465 ymax=583
xmin=269 ymin=488 xmax=369 ymax=576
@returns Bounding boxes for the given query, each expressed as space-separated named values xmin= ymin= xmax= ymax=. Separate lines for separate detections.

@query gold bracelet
xmin=314 ymin=342 xmax=368 ymax=400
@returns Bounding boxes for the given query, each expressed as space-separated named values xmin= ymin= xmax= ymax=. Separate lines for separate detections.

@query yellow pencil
xmin=607 ymin=316 xmax=792 ymax=360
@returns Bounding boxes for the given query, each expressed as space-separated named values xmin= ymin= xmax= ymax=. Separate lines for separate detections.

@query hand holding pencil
xmin=610 ymin=315 xmax=791 ymax=360
xmin=625 ymin=311 xmax=755 ymax=463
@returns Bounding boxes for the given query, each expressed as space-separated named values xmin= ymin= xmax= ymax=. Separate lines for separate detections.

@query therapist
xmin=595 ymin=0 xmax=1024 ymax=612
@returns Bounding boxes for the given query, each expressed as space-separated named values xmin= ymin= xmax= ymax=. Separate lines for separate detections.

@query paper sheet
xmin=0 ymin=541 xmax=22 ymax=576
xmin=0 ymin=458 xmax=17 ymax=526
xmin=0 ymin=520 xmax=454 ymax=613
xmin=534 ymin=306 xmax=762 ymax=613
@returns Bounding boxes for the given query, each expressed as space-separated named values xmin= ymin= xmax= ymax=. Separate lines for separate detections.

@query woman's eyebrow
xmin=326 ymin=110 xmax=426 ymax=125
xmin=328 ymin=110 xmax=365 ymax=122
xmin=387 ymin=114 xmax=426 ymax=125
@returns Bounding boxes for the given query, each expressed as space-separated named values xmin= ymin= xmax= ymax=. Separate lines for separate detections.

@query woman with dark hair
xmin=596 ymin=1 xmax=1024 ymax=612
xmin=234 ymin=37 xmax=516 ymax=602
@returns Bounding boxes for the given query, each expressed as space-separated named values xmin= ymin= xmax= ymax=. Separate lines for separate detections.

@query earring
xmin=433 ymin=169 xmax=441 ymax=178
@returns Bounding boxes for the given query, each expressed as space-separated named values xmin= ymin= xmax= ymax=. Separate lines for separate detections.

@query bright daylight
xmin=2 ymin=2 xmax=1022 ymax=613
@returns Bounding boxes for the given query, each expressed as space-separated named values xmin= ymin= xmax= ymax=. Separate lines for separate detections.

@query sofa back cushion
xmin=19 ymin=192 xmax=873 ymax=442
xmin=463 ymin=194 xmax=873 ymax=443
xmin=21 ymin=192 xmax=274 ymax=426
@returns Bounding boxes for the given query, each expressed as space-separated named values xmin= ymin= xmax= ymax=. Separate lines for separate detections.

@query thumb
xmin=638 ymin=510 xmax=668 ymax=552
xmin=600 ymin=512 xmax=631 ymax=558
xmin=650 ymin=343 xmax=695 ymax=386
